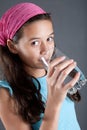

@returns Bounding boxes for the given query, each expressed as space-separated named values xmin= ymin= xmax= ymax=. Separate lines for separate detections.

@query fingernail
xmin=74 ymin=61 xmax=77 ymax=65
xmin=61 ymin=56 xmax=66 ymax=59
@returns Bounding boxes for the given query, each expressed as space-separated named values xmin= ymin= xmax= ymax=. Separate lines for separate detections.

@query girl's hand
xmin=47 ymin=56 xmax=80 ymax=106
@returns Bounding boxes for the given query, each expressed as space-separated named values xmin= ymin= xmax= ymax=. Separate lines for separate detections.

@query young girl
xmin=0 ymin=2 xmax=81 ymax=130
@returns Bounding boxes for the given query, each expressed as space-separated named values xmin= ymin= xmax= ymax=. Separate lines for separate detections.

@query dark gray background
xmin=0 ymin=0 xmax=87 ymax=130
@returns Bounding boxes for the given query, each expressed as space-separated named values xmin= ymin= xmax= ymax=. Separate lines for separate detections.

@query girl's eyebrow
xmin=29 ymin=32 xmax=54 ymax=41
xmin=49 ymin=32 xmax=54 ymax=36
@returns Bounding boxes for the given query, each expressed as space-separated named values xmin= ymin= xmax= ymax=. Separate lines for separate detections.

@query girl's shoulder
xmin=0 ymin=80 xmax=13 ymax=95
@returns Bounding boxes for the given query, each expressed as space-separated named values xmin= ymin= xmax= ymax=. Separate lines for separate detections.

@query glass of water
xmin=41 ymin=47 xmax=87 ymax=95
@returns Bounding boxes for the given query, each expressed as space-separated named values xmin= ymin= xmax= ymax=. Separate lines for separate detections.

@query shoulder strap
xmin=0 ymin=80 xmax=13 ymax=95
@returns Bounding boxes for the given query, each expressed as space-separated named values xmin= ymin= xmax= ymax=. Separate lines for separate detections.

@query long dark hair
xmin=0 ymin=13 xmax=81 ymax=124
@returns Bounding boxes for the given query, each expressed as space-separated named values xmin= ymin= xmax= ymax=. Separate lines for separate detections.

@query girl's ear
xmin=7 ymin=39 xmax=18 ymax=54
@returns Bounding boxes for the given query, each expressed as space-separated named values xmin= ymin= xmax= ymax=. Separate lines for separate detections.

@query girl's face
xmin=13 ymin=20 xmax=54 ymax=76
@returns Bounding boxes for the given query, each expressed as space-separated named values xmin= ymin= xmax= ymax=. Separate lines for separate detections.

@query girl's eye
xmin=31 ymin=41 xmax=39 ymax=46
xmin=47 ymin=37 xmax=54 ymax=42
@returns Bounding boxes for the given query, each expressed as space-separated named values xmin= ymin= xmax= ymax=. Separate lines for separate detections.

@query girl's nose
xmin=40 ymin=43 xmax=48 ymax=55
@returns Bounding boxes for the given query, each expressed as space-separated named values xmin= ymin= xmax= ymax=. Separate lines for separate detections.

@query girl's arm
xmin=0 ymin=88 xmax=32 ymax=130
xmin=0 ymin=88 xmax=60 ymax=130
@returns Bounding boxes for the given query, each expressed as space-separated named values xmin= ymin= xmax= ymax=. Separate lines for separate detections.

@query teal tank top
xmin=0 ymin=76 xmax=81 ymax=130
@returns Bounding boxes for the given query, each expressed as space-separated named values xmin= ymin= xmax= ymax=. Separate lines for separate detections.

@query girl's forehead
xmin=23 ymin=20 xmax=54 ymax=35
xmin=19 ymin=20 xmax=54 ymax=42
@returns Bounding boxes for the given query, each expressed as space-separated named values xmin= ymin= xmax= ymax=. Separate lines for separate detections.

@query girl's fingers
xmin=47 ymin=57 xmax=80 ymax=94
xmin=47 ymin=59 xmax=75 ymax=86
xmin=50 ymin=56 xmax=66 ymax=68
xmin=47 ymin=56 xmax=66 ymax=77
xmin=56 ymin=61 xmax=77 ymax=85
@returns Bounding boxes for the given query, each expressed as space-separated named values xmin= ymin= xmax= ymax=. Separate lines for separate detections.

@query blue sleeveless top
xmin=0 ymin=76 xmax=81 ymax=130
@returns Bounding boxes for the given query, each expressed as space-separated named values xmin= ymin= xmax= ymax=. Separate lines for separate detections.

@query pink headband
xmin=0 ymin=2 xmax=46 ymax=46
